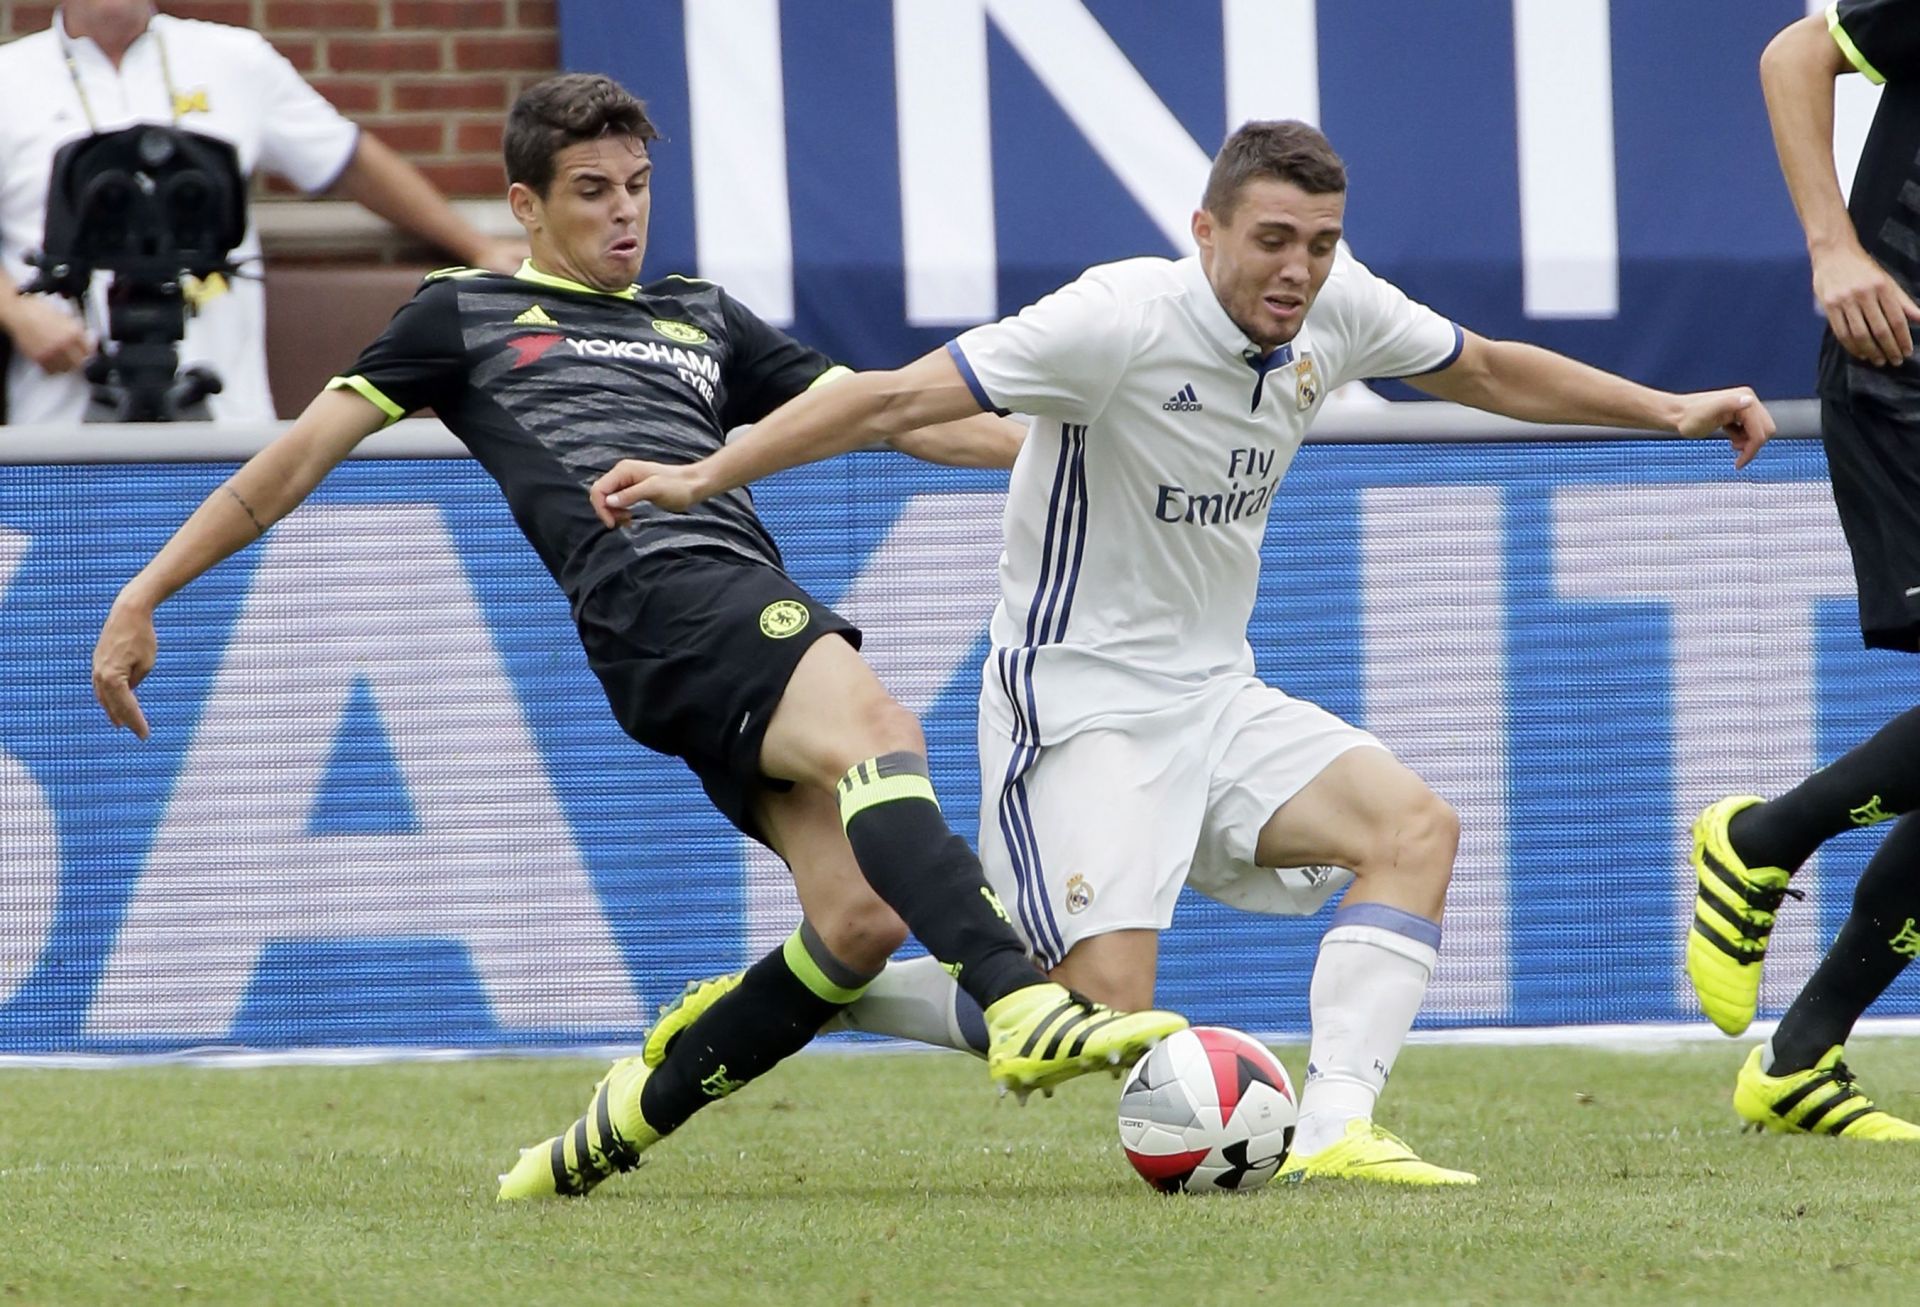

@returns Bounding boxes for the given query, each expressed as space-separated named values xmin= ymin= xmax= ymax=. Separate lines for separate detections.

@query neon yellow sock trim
xmin=836 ymin=766 xmax=939 ymax=827
xmin=781 ymin=930 xmax=870 ymax=1005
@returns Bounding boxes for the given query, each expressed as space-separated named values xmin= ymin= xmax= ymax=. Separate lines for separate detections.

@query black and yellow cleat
xmin=642 ymin=972 xmax=744 ymax=1069
xmin=983 ymin=982 xmax=1187 ymax=1100
xmin=497 ymin=1056 xmax=662 ymax=1199
xmin=1686 ymin=796 xmax=1798 ymax=1036
xmin=1733 ymin=1044 xmax=1920 ymax=1140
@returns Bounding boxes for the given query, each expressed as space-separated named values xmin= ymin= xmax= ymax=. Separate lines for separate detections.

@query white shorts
xmin=977 ymin=673 xmax=1383 ymax=967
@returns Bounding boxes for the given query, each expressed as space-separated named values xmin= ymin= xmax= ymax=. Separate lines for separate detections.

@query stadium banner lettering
xmin=3 ymin=437 xmax=1917 ymax=1053
xmin=561 ymin=0 xmax=1851 ymax=399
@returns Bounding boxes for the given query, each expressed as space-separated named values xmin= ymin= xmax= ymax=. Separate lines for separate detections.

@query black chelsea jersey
xmin=329 ymin=265 xmax=845 ymax=605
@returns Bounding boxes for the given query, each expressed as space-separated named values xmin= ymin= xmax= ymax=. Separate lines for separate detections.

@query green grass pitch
xmin=4 ymin=1039 xmax=1919 ymax=1306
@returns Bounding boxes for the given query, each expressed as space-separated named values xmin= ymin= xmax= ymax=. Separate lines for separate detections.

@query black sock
xmin=639 ymin=922 xmax=876 ymax=1134
xmin=1729 ymin=705 xmax=1920 ymax=873
xmin=1769 ymin=813 xmax=1920 ymax=1074
xmin=837 ymin=752 xmax=1044 ymax=1011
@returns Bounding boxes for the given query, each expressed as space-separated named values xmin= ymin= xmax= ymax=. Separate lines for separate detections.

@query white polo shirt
xmin=0 ymin=10 xmax=359 ymax=422
xmin=951 ymin=249 xmax=1462 ymax=745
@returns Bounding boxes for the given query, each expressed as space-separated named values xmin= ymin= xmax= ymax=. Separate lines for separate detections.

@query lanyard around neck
xmin=61 ymin=22 xmax=179 ymax=131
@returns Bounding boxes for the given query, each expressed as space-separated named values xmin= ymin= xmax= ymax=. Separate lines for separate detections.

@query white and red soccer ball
xmin=1117 ymin=1025 xmax=1296 ymax=1194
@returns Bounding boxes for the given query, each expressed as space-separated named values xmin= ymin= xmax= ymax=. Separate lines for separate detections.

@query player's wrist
xmin=693 ymin=453 xmax=740 ymax=500
xmin=1805 ymin=228 xmax=1861 ymax=260
xmin=112 ymin=580 xmax=162 ymax=619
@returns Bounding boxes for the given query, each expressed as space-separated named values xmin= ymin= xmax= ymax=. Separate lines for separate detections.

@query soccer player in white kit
xmin=594 ymin=121 xmax=1777 ymax=1184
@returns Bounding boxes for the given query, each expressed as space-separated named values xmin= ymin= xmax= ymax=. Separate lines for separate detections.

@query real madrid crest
xmin=1064 ymin=874 xmax=1095 ymax=915
xmin=1294 ymin=354 xmax=1319 ymax=410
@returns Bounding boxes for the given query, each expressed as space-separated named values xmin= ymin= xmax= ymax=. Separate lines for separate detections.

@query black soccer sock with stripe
xmin=638 ymin=922 xmax=876 ymax=1134
xmin=1767 ymin=812 xmax=1920 ymax=1075
xmin=1729 ymin=705 xmax=1920 ymax=873
xmin=837 ymin=751 xmax=1045 ymax=1012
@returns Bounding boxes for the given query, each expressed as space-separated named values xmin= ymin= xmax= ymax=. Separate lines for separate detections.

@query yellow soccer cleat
xmin=1277 ymin=1119 xmax=1478 ymax=1186
xmin=1733 ymin=1045 xmax=1920 ymax=1140
xmin=496 ymin=1055 xmax=662 ymax=1200
xmin=643 ymin=971 xmax=743 ymax=1068
xmin=983 ymin=982 xmax=1187 ymax=1099
xmin=1686 ymin=795 xmax=1797 ymax=1036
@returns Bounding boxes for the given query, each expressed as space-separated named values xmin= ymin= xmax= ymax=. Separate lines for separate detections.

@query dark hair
xmin=504 ymin=73 xmax=659 ymax=195
xmin=1201 ymin=120 xmax=1346 ymax=221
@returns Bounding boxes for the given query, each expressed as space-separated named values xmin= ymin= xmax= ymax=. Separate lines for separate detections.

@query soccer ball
xmin=1117 ymin=1025 xmax=1296 ymax=1194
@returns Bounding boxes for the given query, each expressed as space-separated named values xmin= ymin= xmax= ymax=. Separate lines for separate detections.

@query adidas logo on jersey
xmin=514 ymin=304 xmax=558 ymax=326
xmin=1162 ymin=383 xmax=1202 ymax=412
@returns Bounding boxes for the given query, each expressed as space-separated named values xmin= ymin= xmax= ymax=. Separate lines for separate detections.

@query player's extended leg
xmin=829 ymin=927 xmax=1159 ymax=1059
xmin=829 ymin=955 xmax=988 ymax=1056
xmin=1727 ymin=811 xmax=1920 ymax=1139
xmin=1252 ymin=747 xmax=1475 ymax=1186
xmin=498 ymin=786 xmax=907 ymax=1199
xmin=829 ymin=932 xmax=1155 ymax=1058
xmin=1688 ymin=706 xmax=1920 ymax=1036
xmin=825 ymin=928 xmax=1152 ymax=1059
xmin=758 ymin=635 xmax=1186 ymax=1095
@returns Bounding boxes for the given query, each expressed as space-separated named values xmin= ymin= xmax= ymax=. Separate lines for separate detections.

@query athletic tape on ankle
xmin=836 ymin=751 xmax=939 ymax=827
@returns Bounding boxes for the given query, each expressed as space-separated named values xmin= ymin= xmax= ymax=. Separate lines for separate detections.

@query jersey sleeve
xmin=1830 ymin=0 xmax=1920 ymax=84
xmin=1317 ymin=248 xmax=1463 ymax=387
xmin=324 ymin=282 xmax=464 ymax=424
xmin=947 ymin=270 xmax=1133 ymax=420
xmin=247 ymin=32 xmax=361 ymax=193
xmin=716 ymin=288 xmax=843 ymax=428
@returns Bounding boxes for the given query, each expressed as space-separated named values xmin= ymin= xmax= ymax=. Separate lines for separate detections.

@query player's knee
xmin=843 ymin=694 xmax=926 ymax=763
xmin=1422 ymin=791 xmax=1461 ymax=858
xmin=860 ymin=698 xmax=925 ymax=760
xmin=1400 ymin=790 xmax=1459 ymax=881
xmin=815 ymin=900 xmax=909 ymax=974
xmin=1357 ymin=788 xmax=1458 ymax=884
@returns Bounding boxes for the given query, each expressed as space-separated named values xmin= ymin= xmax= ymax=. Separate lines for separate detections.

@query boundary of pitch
xmin=8 ymin=1015 xmax=1920 ymax=1070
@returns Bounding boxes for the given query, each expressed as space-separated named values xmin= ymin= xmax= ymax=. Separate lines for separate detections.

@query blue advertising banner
xmin=557 ymin=0 xmax=1845 ymax=399
xmin=2 ymin=437 xmax=1916 ymax=1052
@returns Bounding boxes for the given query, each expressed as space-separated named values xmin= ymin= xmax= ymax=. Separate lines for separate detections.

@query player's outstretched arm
xmin=1405 ymin=331 xmax=1776 ymax=467
xmin=91 ymin=388 xmax=389 ymax=739
xmin=1762 ymin=12 xmax=1919 ymax=366
xmin=884 ymin=413 xmax=1026 ymax=470
xmin=591 ymin=347 xmax=985 ymax=522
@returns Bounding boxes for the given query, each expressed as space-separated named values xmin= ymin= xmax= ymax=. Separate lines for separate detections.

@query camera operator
xmin=0 ymin=1 xmax=525 ymax=424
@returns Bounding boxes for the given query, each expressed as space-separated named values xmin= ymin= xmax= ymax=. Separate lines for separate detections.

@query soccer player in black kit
xmin=1685 ymin=0 xmax=1920 ymax=1140
xmin=90 ymin=73 xmax=1186 ymax=1198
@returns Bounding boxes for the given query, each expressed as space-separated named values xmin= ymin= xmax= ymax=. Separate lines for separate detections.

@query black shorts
xmin=1821 ymin=393 xmax=1920 ymax=652
xmin=575 ymin=551 xmax=861 ymax=839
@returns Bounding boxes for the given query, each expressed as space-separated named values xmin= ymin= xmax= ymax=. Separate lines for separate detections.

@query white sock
xmin=1293 ymin=903 xmax=1440 ymax=1157
xmin=826 ymin=954 xmax=987 ymax=1056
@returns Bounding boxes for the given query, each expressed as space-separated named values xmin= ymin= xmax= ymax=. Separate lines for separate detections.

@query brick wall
xmin=2 ymin=0 xmax=560 ymax=197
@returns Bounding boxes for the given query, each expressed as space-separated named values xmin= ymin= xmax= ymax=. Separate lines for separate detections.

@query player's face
xmin=1192 ymin=178 xmax=1345 ymax=351
xmin=514 ymin=136 xmax=652 ymax=292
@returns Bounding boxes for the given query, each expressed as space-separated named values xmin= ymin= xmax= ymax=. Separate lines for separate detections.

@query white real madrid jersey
xmin=950 ymin=250 xmax=1460 ymax=744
